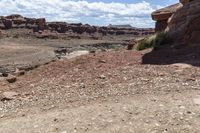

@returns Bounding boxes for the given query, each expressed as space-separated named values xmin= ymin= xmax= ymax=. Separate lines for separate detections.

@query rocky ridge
xmin=0 ymin=14 xmax=154 ymax=38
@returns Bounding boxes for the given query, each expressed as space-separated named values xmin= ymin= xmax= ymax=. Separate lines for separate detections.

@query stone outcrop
xmin=151 ymin=3 xmax=182 ymax=32
xmin=167 ymin=0 xmax=200 ymax=44
xmin=152 ymin=0 xmax=200 ymax=44
xmin=2 ymin=19 xmax=13 ymax=29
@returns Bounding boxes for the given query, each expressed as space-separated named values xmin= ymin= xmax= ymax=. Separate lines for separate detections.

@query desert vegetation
xmin=136 ymin=32 xmax=172 ymax=50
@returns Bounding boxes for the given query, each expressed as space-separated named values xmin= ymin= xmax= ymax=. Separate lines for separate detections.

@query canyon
xmin=0 ymin=0 xmax=200 ymax=132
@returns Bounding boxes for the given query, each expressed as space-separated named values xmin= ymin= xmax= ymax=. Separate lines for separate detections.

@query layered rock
xmin=167 ymin=0 xmax=200 ymax=43
xmin=151 ymin=3 xmax=182 ymax=32
xmin=152 ymin=0 xmax=200 ymax=44
xmin=0 ymin=14 xmax=155 ymax=38
xmin=2 ymin=19 xmax=12 ymax=29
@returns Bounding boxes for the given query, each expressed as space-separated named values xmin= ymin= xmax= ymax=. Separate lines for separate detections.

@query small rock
xmin=99 ymin=60 xmax=106 ymax=63
xmin=90 ymin=50 xmax=96 ymax=53
xmin=14 ymin=69 xmax=25 ymax=77
xmin=99 ymin=75 xmax=106 ymax=79
xmin=1 ymin=91 xmax=19 ymax=101
xmin=80 ymin=83 xmax=85 ymax=88
xmin=2 ymin=73 xmax=8 ymax=77
xmin=6 ymin=75 xmax=17 ymax=83
xmin=186 ymin=111 xmax=192 ymax=114
xmin=54 ymin=118 xmax=58 ymax=122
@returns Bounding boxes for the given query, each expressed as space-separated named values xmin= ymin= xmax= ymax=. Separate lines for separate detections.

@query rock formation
xmin=167 ymin=0 xmax=200 ymax=44
xmin=0 ymin=14 xmax=155 ymax=38
xmin=151 ymin=3 xmax=182 ymax=32
xmin=152 ymin=0 xmax=200 ymax=44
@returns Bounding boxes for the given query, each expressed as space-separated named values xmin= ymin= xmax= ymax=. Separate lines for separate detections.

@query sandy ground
xmin=0 ymin=49 xmax=200 ymax=132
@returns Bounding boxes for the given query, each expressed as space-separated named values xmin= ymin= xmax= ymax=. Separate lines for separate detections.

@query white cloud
xmin=0 ymin=0 xmax=157 ymax=28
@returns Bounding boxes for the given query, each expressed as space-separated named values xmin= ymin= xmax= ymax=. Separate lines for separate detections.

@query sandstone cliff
xmin=0 ymin=14 xmax=154 ymax=37
xmin=152 ymin=0 xmax=200 ymax=44
xmin=151 ymin=3 xmax=182 ymax=32
xmin=167 ymin=0 xmax=200 ymax=44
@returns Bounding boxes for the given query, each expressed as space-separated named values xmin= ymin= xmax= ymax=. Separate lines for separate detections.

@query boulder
xmin=6 ymin=74 xmax=17 ymax=83
xmin=127 ymin=39 xmax=137 ymax=50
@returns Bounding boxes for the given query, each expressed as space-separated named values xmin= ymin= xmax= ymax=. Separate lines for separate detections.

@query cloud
xmin=0 ymin=0 xmax=157 ymax=28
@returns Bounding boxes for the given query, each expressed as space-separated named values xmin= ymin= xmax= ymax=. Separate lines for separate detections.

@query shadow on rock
xmin=142 ymin=44 xmax=200 ymax=67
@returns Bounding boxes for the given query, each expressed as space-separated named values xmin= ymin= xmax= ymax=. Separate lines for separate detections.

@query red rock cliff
xmin=167 ymin=0 xmax=200 ymax=44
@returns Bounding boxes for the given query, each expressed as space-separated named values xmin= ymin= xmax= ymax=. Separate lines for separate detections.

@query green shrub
xmin=110 ymin=44 xmax=120 ymax=51
xmin=136 ymin=32 xmax=172 ymax=51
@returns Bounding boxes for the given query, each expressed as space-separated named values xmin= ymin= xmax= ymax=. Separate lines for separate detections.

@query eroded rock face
xmin=36 ymin=18 xmax=46 ymax=31
xmin=167 ymin=0 xmax=200 ymax=44
xmin=151 ymin=3 xmax=182 ymax=32
xmin=0 ymin=14 xmax=155 ymax=37
xmin=2 ymin=19 xmax=12 ymax=29
xmin=155 ymin=20 xmax=168 ymax=32
xmin=179 ymin=0 xmax=190 ymax=5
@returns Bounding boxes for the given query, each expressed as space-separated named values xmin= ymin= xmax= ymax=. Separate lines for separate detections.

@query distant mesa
xmin=108 ymin=24 xmax=134 ymax=29
xmin=0 ymin=14 xmax=155 ymax=38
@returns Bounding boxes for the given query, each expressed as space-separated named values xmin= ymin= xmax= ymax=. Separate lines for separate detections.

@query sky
xmin=0 ymin=0 xmax=178 ymax=28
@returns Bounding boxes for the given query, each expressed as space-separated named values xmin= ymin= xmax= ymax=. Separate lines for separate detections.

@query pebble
xmin=99 ymin=60 xmax=106 ymax=63
xmin=6 ymin=75 xmax=17 ymax=83
xmin=99 ymin=75 xmax=106 ymax=79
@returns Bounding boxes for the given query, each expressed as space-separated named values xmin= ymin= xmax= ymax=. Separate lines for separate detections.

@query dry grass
xmin=136 ymin=32 xmax=173 ymax=51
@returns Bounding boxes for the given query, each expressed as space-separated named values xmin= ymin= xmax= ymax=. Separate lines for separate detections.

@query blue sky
xmin=0 ymin=0 xmax=178 ymax=28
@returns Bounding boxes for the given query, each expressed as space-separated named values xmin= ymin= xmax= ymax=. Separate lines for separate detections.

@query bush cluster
xmin=136 ymin=32 xmax=172 ymax=51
